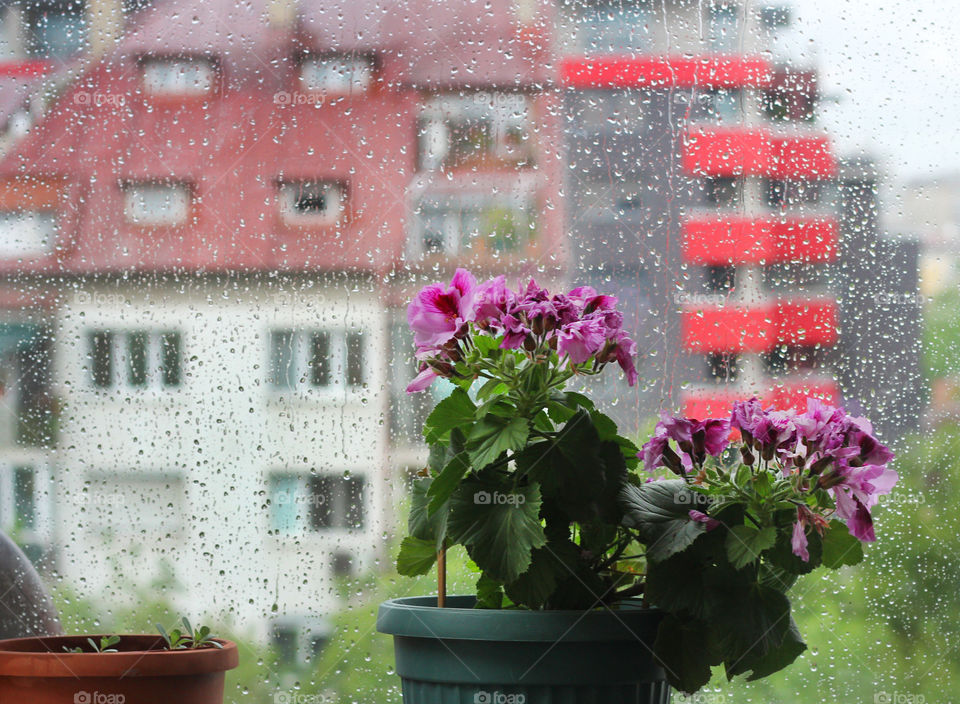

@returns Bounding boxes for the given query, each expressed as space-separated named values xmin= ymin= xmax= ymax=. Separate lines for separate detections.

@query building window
xmin=12 ymin=465 xmax=37 ymax=530
xmin=765 ymin=179 xmax=826 ymax=208
xmin=573 ymin=0 xmax=654 ymax=54
xmin=706 ymin=353 xmax=739 ymax=382
xmin=26 ymin=1 xmax=87 ymax=59
xmin=299 ymin=55 xmax=375 ymax=94
xmin=0 ymin=211 xmax=56 ymax=257
xmin=708 ymin=3 xmax=740 ymax=51
xmin=269 ymin=472 xmax=365 ymax=532
xmin=278 ymin=181 xmax=346 ymax=226
xmin=413 ymin=193 xmax=536 ymax=257
xmin=122 ymin=182 xmax=191 ymax=226
xmin=704 ymin=177 xmax=743 ymax=208
xmin=269 ymin=329 xmax=366 ymax=391
xmin=764 ymin=345 xmax=827 ymax=375
xmin=87 ymin=330 xmax=182 ymax=390
xmin=698 ymin=90 xmax=742 ymax=124
xmin=705 ymin=265 xmax=735 ymax=293
xmin=142 ymin=56 xmax=217 ymax=96
xmin=418 ymin=93 xmax=533 ymax=171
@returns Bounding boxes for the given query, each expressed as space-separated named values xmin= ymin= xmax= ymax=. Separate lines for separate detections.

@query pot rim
xmin=0 ymin=634 xmax=239 ymax=678
xmin=377 ymin=595 xmax=663 ymax=643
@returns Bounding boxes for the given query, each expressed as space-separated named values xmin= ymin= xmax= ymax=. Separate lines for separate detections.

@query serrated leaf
xmin=424 ymin=389 xmax=477 ymax=443
xmin=426 ymin=451 xmax=471 ymax=516
xmin=475 ymin=573 xmax=504 ymax=609
xmin=397 ymin=536 xmax=439 ymax=576
xmin=466 ymin=415 xmax=529 ymax=470
xmin=821 ymin=519 xmax=864 ymax=568
xmin=620 ymin=479 xmax=707 ymax=562
xmin=409 ymin=478 xmax=447 ymax=550
xmin=725 ymin=524 xmax=777 ymax=570
xmin=503 ymin=540 xmax=579 ymax=609
xmin=653 ymin=615 xmax=717 ymax=694
xmin=447 ymin=479 xmax=546 ymax=583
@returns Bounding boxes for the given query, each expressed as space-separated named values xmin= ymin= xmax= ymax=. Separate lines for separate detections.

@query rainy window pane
xmin=0 ymin=211 xmax=55 ymax=257
xmin=122 ymin=182 xmax=190 ymax=226
xmin=299 ymin=55 xmax=374 ymax=94
xmin=141 ymin=56 xmax=216 ymax=96
xmin=0 ymin=0 xmax=952 ymax=701
xmin=278 ymin=181 xmax=345 ymax=226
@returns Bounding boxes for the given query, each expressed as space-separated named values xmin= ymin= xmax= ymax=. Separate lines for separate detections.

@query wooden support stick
xmin=437 ymin=540 xmax=447 ymax=608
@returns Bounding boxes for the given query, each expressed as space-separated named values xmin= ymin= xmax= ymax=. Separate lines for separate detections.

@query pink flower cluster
xmin=405 ymin=269 xmax=638 ymax=392
xmin=641 ymin=397 xmax=898 ymax=559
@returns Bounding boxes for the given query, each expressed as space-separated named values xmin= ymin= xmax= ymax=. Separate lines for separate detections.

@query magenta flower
xmin=829 ymin=463 xmax=898 ymax=542
xmin=698 ymin=418 xmax=732 ymax=456
xmin=612 ymin=332 xmax=638 ymax=387
xmin=474 ymin=275 xmax=514 ymax=324
xmin=557 ymin=317 xmax=606 ymax=364
xmin=791 ymin=519 xmax=810 ymax=562
xmin=731 ymin=398 xmax=765 ymax=439
xmin=499 ymin=313 xmax=531 ymax=350
xmin=689 ymin=510 xmax=720 ymax=531
xmin=407 ymin=268 xmax=478 ymax=348
xmin=406 ymin=366 xmax=440 ymax=394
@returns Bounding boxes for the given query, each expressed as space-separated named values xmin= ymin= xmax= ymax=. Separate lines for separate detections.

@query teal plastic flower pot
xmin=377 ymin=596 xmax=670 ymax=704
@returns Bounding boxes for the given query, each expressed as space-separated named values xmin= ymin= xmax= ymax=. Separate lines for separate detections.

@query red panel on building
xmin=561 ymin=56 xmax=772 ymax=89
xmin=681 ymin=379 xmax=839 ymax=419
xmin=776 ymin=300 xmax=837 ymax=347
xmin=682 ymin=128 xmax=835 ymax=180
xmin=0 ymin=61 xmax=52 ymax=78
xmin=683 ymin=216 xmax=838 ymax=264
xmin=769 ymin=136 xmax=837 ymax=179
xmin=682 ymin=304 xmax=776 ymax=353
xmin=682 ymin=128 xmax=770 ymax=177
xmin=767 ymin=379 xmax=839 ymax=412
xmin=682 ymin=299 xmax=836 ymax=353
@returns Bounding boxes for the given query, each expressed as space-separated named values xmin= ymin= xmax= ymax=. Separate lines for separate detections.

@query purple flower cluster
xmin=406 ymin=269 xmax=638 ymax=392
xmin=640 ymin=397 xmax=897 ymax=559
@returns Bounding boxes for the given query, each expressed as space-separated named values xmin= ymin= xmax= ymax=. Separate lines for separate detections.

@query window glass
xmin=0 ymin=1 xmax=950 ymax=702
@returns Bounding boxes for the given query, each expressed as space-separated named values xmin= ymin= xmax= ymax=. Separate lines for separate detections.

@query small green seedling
xmin=63 ymin=635 xmax=121 ymax=654
xmin=156 ymin=617 xmax=223 ymax=650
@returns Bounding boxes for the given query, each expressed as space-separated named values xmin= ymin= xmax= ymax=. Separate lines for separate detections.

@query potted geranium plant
xmin=377 ymin=268 xmax=897 ymax=702
xmin=0 ymin=617 xmax=238 ymax=704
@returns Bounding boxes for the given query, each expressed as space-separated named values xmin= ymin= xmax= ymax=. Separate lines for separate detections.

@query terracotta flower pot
xmin=0 ymin=634 xmax=238 ymax=704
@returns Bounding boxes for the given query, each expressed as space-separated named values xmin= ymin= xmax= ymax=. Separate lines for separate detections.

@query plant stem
xmin=437 ymin=540 xmax=446 ymax=608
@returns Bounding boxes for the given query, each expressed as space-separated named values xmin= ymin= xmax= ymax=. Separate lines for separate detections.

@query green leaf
xmin=409 ymin=479 xmax=448 ymax=550
xmin=562 ymin=391 xmax=595 ymax=410
xmin=589 ymin=410 xmax=619 ymax=440
xmin=426 ymin=452 xmax=471 ymax=517
xmin=711 ymin=583 xmax=806 ymax=681
xmin=730 ymin=523 xmax=778 ymax=568
xmin=545 ymin=399 xmax=576 ymax=423
xmin=653 ymin=615 xmax=717 ymax=694
xmin=620 ymin=479 xmax=708 ymax=562
xmin=397 ymin=536 xmax=439 ymax=576
xmin=466 ymin=415 xmax=529 ymax=470
xmin=821 ymin=519 xmax=864 ymax=568
xmin=766 ymin=523 xmax=822 ymax=576
xmin=503 ymin=539 xmax=580 ymax=609
xmin=475 ymin=573 xmax=504 ymax=609
xmin=725 ymin=524 xmax=776 ymax=570
xmin=476 ymin=377 xmax=507 ymax=401
xmin=424 ymin=389 xmax=477 ymax=443
xmin=447 ymin=479 xmax=546 ymax=583
xmin=472 ymin=334 xmax=500 ymax=355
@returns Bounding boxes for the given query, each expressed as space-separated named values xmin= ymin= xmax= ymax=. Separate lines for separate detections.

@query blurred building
xmin=0 ymin=0 xmax=563 ymax=652
xmin=558 ymin=1 xmax=906 ymax=432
